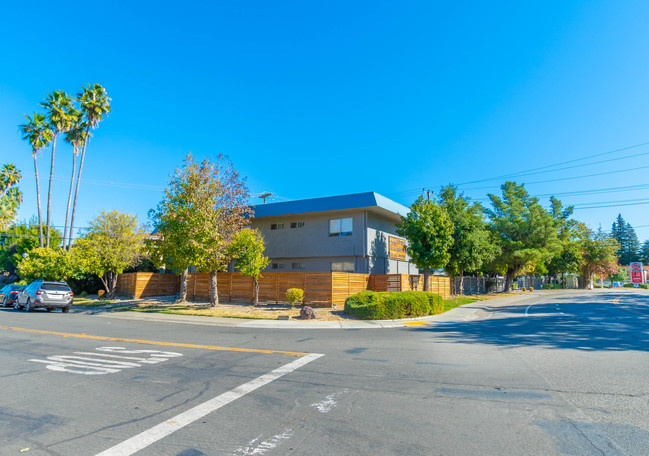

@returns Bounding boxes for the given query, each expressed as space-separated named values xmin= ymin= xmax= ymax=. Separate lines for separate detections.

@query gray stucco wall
xmin=251 ymin=208 xmax=417 ymax=274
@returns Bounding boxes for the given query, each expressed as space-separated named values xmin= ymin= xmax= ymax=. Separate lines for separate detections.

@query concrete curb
xmin=71 ymin=292 xmax=559 ymax=329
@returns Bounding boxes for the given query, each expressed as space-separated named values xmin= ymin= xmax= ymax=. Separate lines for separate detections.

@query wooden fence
xmin=116 ymin=272 xmax=451 ymax=307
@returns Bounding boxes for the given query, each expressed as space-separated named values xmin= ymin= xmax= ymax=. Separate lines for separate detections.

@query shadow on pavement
xmin=412 ymin=294 xmax=649 ymax=352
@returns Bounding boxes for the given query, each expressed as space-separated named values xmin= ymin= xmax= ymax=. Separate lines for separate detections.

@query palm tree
xmin=62 ymin=108 xmax=89 ymax=250
xmin=0 ymin=164 xmax=23 ymax=230
xmin=68 ymin=83 xmax=111 ymax=248
xmin=19 ymin=113 xmax=53 ymax=247
xmin=41 ymin=91 xmax=74 ymax=247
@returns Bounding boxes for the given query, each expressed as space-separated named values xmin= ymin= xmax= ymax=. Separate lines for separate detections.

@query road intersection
xmin=0 ymin=290 xmax=647 ymax=455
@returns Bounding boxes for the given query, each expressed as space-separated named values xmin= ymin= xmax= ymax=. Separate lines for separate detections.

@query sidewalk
xmin=73 ymin=292 xmax=554 ymax=329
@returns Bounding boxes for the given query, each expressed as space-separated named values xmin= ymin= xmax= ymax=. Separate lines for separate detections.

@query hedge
xmin=344 ymin=290 xmax=444 ymax=320
xmin=623 ymin=283 xmax=649 ymax=289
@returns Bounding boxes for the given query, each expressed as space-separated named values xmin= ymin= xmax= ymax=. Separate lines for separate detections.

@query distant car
xmin=15 ymin=281 xmax=74 ymax=313
xmin=1 ymin=284 xmax=26 ymax=307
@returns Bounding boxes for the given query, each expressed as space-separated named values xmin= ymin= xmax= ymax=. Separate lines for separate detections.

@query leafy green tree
xmin=0 ymin=164 xmax=23 ymax=230
xmin=611 ymin=214 xmax=640 ymax=265
xmin=150 ymin=155 xmax=216 ymax=301
xmin=74 ymin=210 xmax=147 ymax=297
xmin=437 ymin=185 xmax=498 ymax=294
xmin=396 ymin=196 xmax=454 ymax=291
xmin=229 ymin=228 xmax=270 ymax=305
xmin=580 ymin=229 xmax=619 ymax=289
xmin=150 ymin=153 xmax=251 ymax=306
xmin=19 ymin=113 xmax=53 ymax=247
xmin=545 ymin=197 xmax=582 ymax=287
xmin=0 ymin=220 xmax=62 ymax=277
xmin=610 ymin=266 xmax=628 ymax=284
xmin=68 ymin=83 xmax=111 ymax=248
xmin=17 ymin=247 xmax=73 ymax=282
xmin=486 ymin=182 xmax=562 ymax=292
xmin=41 ymin=90 xmax=74 ymax=247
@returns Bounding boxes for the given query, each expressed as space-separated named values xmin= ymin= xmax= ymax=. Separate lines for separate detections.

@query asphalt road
xmin=0 ymin=289 xmax=647 ymax=456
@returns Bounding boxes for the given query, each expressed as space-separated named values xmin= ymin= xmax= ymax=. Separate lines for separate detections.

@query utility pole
xmin=258 ymin=192 xmax=272 ymax=204
xmin=422 ymin=188 xmax=431 ymax=201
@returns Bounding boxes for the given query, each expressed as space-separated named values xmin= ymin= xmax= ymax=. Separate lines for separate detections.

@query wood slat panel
xmin=117 ymin=272 xmax=451 ymax=307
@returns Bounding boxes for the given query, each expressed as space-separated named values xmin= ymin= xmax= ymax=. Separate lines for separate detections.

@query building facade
xmin=250 ymin=192 xmax=418 ymax=275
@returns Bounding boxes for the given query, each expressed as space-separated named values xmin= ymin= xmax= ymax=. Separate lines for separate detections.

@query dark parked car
xmin=1 ymin=284 xmax=26 ymax=307
xmin=15 ymin=281 xmax=74 ymax=312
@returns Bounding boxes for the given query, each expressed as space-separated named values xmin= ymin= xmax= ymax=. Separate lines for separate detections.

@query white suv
xmin=15 ymin=281 xmax=74 ymax=313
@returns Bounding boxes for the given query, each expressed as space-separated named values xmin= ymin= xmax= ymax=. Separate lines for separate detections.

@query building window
xmin=292 ymin=262 xmax=306 ymax=270
xmin=271 ymin=263 xmax=285 ymax=270
xmin=290 ymin=221 xmax=304 ymax=229
xmin=329 ymin=218 xmax=352 ymax=236
xmin=331 ymin=261 xmax=355 ymax=273
xmin=270 ymin=223 xmax=284 ymax=230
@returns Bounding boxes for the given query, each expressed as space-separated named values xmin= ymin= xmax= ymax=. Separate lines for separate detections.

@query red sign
xmin=630 ymin=262 xmax=644 ymax=283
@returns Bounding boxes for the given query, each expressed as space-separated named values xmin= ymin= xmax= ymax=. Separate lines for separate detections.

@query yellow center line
xmin=0 ymin=325 xmax=309 ymax=357
xmin=401 ymin=321 xmax=432 ymax=326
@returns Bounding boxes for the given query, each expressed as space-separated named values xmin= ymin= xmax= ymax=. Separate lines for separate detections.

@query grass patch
xmin=443 ymin=297 xmax=478 ymax=312
xmin=72 ymin=298 xmax=113 ymax=307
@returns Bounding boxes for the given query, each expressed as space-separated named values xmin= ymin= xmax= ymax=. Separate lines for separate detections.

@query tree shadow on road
xmin=412 ymin=293 xmax=649 ymax=352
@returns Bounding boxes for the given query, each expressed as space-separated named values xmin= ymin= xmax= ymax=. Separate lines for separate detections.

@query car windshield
xmin=41 ymin=283 xmax=71 ymax=292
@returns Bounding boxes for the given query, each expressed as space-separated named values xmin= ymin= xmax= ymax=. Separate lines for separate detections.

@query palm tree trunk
xmin=68 ymin=127 xmax=89 ymax=249
xmin=62 ymin=146 xmax=77 ymax=250
xmin=32 ymin=151 xmax=44 ymax=248
xmin=46 ymin=133 xmax=57 ymax=247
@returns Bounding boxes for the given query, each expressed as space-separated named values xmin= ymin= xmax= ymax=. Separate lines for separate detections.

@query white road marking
xmin=525 ymin=304 xmax=533 ymax=316
xmin=232 ymin=429 xmax=293 ymax=455
xmin=28 ymin=347 xmax=184 ymax=375
xmin=310 ymin=389 xmax=349 ymax=413
xmin=95 ymin=352 xmax=325 ymax=456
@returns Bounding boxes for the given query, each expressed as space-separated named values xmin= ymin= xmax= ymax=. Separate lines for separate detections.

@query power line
xmin=455 ymin=140 xmax=649 ymax=186
xmin=386 ymin=140 xmax=649 ymax=199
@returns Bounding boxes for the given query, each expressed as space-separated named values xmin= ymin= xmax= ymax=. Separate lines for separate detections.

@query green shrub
xmin=344 ymin=290 xmax=443 ymax=320
xmin=522 ymin=286 xmax=526 ymax=292
xmin=529 ymin=286 xmax=534 ymax=292
xmin=543 ymin=283 xmax=562 ymax=290
xmin=428 ymin=293 xmax=444 ymax=315
xmin=623 ymin=283 xmax=649 ymax=289
xmin=80 ymin=291 xmax=88 ymax=297
xmin=511 ymin=284 xmax=518 ymax=290
xmin=98 ymin=289 xmax=106 ymax=299
xmin=286 ymin=288 xmax=304 ymax=307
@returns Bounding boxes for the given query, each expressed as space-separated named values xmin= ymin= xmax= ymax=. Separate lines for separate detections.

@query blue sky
xmin=2 ymin=1 xmax=649 ymax=240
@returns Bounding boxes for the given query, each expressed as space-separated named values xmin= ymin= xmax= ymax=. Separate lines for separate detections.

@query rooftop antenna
xmin=257 ymin=192 xmax=273 ymax=204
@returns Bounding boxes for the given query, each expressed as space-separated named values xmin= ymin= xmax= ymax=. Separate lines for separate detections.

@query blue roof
xmin=253 ymin=192 xmax=410 ymax=218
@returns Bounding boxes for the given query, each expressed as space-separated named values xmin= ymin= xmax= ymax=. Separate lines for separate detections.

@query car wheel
xmin=46 ymin=307 xmax=53 ymax=312
xmin=2 ymin=296 xmax=7 ymax=308
xmin=13 ymin=301 xmax=21 ymax=310
xmin=62 ymin=307 xmax=70 ymax=313
xmin=25 ymin=299 xmax=32 ymax=312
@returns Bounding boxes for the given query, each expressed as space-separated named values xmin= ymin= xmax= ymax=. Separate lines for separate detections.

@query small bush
xmin=623 ymin=283 xmax=649 ymax=289
xmin=521 ymin=286 xmax=526 ymax=292
xmin=529 ymin=286 xmax=534 ymax=292
xmin=543 ymin=283 xmax=562 ymax=290
xmin=286 ymin=288 xmax=304 ymax=307
xmin=344 ymin=290 xmax=443 ymax=320
xmin=511 ymin=284 xmax=518 ymax=290
xmin=98 ymin=289 xmax=106 ymax=299
xmin=80 ymin=291 xmax=88 ymax=297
